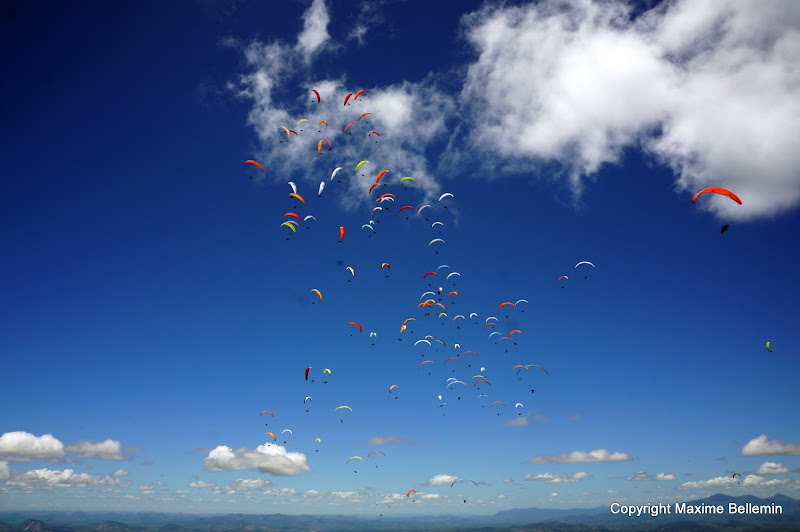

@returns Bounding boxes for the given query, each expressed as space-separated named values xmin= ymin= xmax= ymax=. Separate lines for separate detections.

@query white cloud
xmin=503 ymin=478 xmax=513 ymax=484
xmin=426 ymin=474 xmax=459 ymax=486
xmin=681 ymin=475 xmax=737 ymax=489
xmin=6 ymin=468 xmax=118 ymax=489
xmin=138 ymin=485 xmax=154 ymax=490
xmin=496 ymin=494 xmax=506 ymax=499
xmin=421 ymin=493 xmax=440 ymax=499
xmin=755 ymin=462 xmax=790 ymax=475
xmin=188 ymin=480 xmax=217 ymax=489
xmin=504 ymin=417 xmax=529 ymax=426
xmin=295 ymin=0 xmax=331 ymax=63
xmin=528 ymin=449 xmax=633 ymax=463
xmin=742 ymin=475 xmax=800 ymax=489
xmin=452 ymin=0 xmax=800 ymax=220
xmin=525 ymin=472 xmax=591 ymax=483
xmin=626 ymin=471 xmax=676 ymax=481
xmin=0 ymin=461 xmax=11 ymax=482
xmin=303 ymin=489 xmax=366 ymax=499
xmin=203 ymin=444 xmax=309 ymax=476
xmin=551 ymin=492 xmax=559 ymax=497
xmin=742 ymin=434 xmax=800 ymax=456
xmin=110 ymin=469 xmax=128 ymax=477
xmin=264 ymin=487 xmax=297 ymax=496
xmin=66 ymin=439 xmax=124 ymax=460
xmin=0 ymin=432 xmax=65 ymax=462
xmin=227 ymin=478 xmax=273 ymax=491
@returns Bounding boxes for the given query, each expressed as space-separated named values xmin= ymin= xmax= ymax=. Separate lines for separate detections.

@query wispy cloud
xmin=524 ymin=472 xmax=591 ymax=483
xmin=755 ymin=462 xmax=790 ymax=475
xmin=367 ymin=435 xmax=411 ymax=445
xmin=66 ymin=439 xmax=124 ymax=460
xmin=295 ymin=0 xmax=332 ymax=63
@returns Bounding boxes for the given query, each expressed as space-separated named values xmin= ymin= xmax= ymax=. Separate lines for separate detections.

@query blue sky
xmin=1 ymin=0 xmax=799 ymax=515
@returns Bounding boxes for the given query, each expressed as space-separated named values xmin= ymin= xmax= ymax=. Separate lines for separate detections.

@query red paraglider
xmin=692 ymin=187 xmax=742 ymax=205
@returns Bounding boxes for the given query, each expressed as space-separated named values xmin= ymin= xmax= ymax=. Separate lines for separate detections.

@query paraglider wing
xmin=331 ymin=167 xmax=342 ymax=181
xmin=259 ymin=410 xmax=274 ymax=417
xmin=243 ymin=160 xmax=264 ymax=172
xmin=692 ymin=187 xmax=742 ymax=205
xmin=289 ymin=192 xmax=306 ymax=204
xmin=311 ymin=89 xmax=320 ymax=102
xmin=348 ymin=321 xmax=362 ymax=332
xmin=339 ymin=226 xmax=345 ymax=240
xmin=311 ymin=289 xmax=322 ymax=302
xmin=305 ymin=367 xmax=311 ymax=381
xmin=575 ymin=261 xmax=596 ymax=269
xmin=343 ymin=93 xmax=352 ymax=106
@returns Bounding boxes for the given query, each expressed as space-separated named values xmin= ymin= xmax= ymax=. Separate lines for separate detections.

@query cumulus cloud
xmin=450 ymin=0 xmax=800 ymax=220
xmin=227 ymin=478 xmax=272 ymax=491
xmin=625 ymin=471 xmax=676 ymax=481
xmin=111 ymin=469 xmax=128 ymax=477
xmin=425 ymin=474 xmax=459 ymax=486
xmin=0 ymin=432 xmax=66 ymax=462
xmin=525 ymin=472 xmax=591 ymax=483
xmin=421 ymin=493 xmax=440 ymax=499
xmin=203 ymin=444 xmax=309 ymax=476
xmin=66 ymin=439 xmax=124 ymax=460
xmin=681 ymin=475 xmax=738 ymax=489
xmin=756 ymin=462 xmax=790 ymax=475
xmin=6 ymin=468 xmax=118 ymax=489
xmin=264 ymin=487 xmax=297 ymax=496
xmin=528 ymin=449 xmax=633 ymax=463
xmin=367 ymin=435 xmax=411 ymax=445
xmin=742 ymin=435 xmax=800 ymax=456
xmin=188 ymin=480 xmax=218 ymax=489
xmin=295 ymin=0 xmax=331 ymax=63
xmin=681 ymin=474 xmax=800 ymax=490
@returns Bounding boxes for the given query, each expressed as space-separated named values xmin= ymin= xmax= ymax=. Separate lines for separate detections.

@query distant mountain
xmin=18 ymin=520 xmax=50 ymax=532
xmin=0 ymin=494 xmax=797 ymax=532
xmin=157 ymin=525 xmax=184 ymax=532
xmin=95 ymin=522 xmax=129 ymax=532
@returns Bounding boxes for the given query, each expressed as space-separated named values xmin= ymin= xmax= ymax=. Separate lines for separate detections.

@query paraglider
xmin=304 ymin=367 xmax=311 ymax=381
xmin=348 ymin=321 xmax=362 ymax=333
xmin=289 ymin=192 xmax=306 ymax=205
xmin=243 ymin=160 xmax=263 ymax=172
xmin=331 ymin=167 xmax=342 ymax=181
xmin=766 ymin=341 xmax=772 ymax=352
xmin=721 ymin=224 xmax=730 ymax=233
xmin=259 ymin=410 xmax=274 ymax=417
xmin=311 ymin=89 xmax=320 ymax=102
xmin=339 ymin=226 xmax=345 ymax=241
xmin=343 ymin=93 xmax=353 ymax=106
xmin=692 ymin=187 xmax=742 ymax=205
xmin=310 ymin=289 xmax=322 ymax=303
